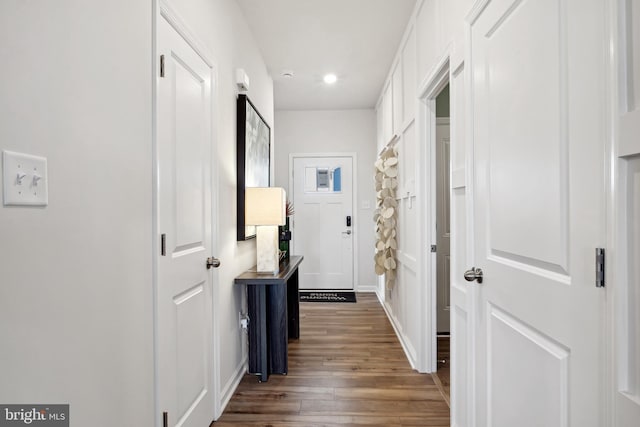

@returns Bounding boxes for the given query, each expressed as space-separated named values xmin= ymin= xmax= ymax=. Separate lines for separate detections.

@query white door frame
xmin=417 ymin=54 xmax=451 ymax=374
xmin=153 ymin=0 xmax=222 ymax=422
xmin=288 ymin=152 xmax=358 ymax=291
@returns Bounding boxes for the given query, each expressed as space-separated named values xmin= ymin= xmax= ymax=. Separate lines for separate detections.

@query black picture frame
xmin=237 ymin=94 xmax=271 ymax=241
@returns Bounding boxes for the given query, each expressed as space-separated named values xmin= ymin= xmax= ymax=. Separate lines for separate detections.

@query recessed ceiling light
xmin=281 ymin=70 xmax=294 ymax=79
xmin=323 ymin=73 xmax=337 ymax=84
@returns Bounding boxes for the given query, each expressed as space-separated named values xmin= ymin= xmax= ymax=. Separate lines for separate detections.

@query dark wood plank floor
xmin=214 ymin=293 xmax=450 ymax=426
xmin=434 ymin=337 xmax=450 ymax=405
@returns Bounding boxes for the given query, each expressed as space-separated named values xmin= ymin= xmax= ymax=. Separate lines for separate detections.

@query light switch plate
xmin=3 ymin=150 xmax=48 ymax=206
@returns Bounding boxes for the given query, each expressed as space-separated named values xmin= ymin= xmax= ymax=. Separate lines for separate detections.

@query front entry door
xmin=292 ymin=156 xmax=354 ymax=290
xmin=156 ymin=15 xmax=215 ymax=427
xmin=469 ymin=0 xmax=606 ymax=426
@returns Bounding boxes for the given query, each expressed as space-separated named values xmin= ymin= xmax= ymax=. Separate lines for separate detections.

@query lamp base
xmin=256 ymin=225 xmax=280 ymax=274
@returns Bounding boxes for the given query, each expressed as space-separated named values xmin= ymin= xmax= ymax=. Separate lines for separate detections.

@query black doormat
xmin=299 ymin=291 xmax=357 ymax=303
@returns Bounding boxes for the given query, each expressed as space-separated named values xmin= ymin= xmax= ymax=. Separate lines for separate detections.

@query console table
xmin=234 ymin=256 xmax=303 ymax=382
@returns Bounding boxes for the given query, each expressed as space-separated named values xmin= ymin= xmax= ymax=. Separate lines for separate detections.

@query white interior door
xmin=448 ymin=58 xmax=475 ymax=427
xmin=156 ymin=16 xmax=214 ymax=427
xmin=469 ymin=0 xmax=606 ymax=426
xmin=292 ymin=156 xmax=354 ymax=290
xmin=615 ymin=0 xmax=640 ymax=425
xmin=436 ymin=118 xmax=451 ymax=333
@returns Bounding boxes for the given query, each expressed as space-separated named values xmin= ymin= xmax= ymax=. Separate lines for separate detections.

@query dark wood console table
xmin=234 ymin=255 xmax=303 ymax=382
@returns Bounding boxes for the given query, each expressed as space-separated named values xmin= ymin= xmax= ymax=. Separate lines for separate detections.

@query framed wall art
xmin=237 ymin=94 xmax=271 ymax=240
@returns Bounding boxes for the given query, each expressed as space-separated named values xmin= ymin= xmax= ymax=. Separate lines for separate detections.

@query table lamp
xmin=245 ymin=187 xmax=286 ymax=274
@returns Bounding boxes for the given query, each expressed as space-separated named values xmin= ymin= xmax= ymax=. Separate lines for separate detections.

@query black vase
xmin=279 ymin=216 xmax=291 ymax=261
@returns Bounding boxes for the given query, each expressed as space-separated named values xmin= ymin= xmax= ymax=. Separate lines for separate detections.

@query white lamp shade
xmin=245 ymin=187 xmax=286 ymax=226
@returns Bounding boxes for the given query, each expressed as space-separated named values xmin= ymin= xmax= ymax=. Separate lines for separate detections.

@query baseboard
xmin=218 ymin=355 xmax=247 ymax=419
xmin=375 ymin=291 xmax=418 ymax=370
xmin=356 ymin=284 xmax=378 ymax=292
xmin=375 ymin=287 xmax=385 ymax=304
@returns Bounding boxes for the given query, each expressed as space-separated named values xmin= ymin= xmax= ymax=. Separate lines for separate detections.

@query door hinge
xmin=431 ymin=245 xmax=437 ymax=253
xmin=161 ymin=233 xmax=166 ymax=256
xmin=160 ymin=54 xmax=165 ymax=78
xmin=595 ymin=248 xmax=605 ymax=288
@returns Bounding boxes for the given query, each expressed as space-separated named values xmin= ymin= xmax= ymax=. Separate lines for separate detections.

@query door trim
xmin=153 ymin=0 xmax=222 ymax=422
xmin=417 ymin=53 xmax=451 ymax=375
xmin=158 ymin=0 xmax=215 ymax=67
xmin=288 ymin=152 xmax=358 ymax=291
xmin=605 ymin=1 xmax=617 ymax=424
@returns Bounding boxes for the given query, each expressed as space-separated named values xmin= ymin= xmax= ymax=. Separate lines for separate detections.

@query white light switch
xmin=3 ymin=150 xmax=48 ymax=206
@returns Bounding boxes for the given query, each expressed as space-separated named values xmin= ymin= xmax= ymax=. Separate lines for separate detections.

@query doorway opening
xmin=434 ymin=84 xmax=451 ymax=401
xmin=417 ymin=54 xmax=451 ymax=396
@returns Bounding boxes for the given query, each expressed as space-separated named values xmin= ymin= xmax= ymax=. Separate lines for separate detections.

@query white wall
xmin=274 ymin=110 xmax=378 ymax=291
xmin=374 ymin=0 xmax=475 ymax=370
xmin=164 ymin=0 xmax=274 ymax=408
xmin=0 ymin=0 xmax=273 ymax=423
xmin=0 ymin=1 xmax=154 ymax=425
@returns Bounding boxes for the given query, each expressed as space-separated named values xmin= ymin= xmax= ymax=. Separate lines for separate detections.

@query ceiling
xmin=237 ymin=0 xmax=417 ymax=111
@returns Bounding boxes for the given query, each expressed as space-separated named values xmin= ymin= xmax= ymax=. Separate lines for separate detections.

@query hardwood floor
xmin=214 ymin=293 xmax=450 ymax=426
xmin=434 ymin=337 xmax=450 ymax=405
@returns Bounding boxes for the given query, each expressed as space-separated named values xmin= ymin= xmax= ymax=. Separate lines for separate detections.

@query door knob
xmin=206 ymin=257 xmax=221 ymax=269
xmin=342 ymin=230 xmax=352 ymax=235
xmin=464 ymin=267 xmax=483 ymax=284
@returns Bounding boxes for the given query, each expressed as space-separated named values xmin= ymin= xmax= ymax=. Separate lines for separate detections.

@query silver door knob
xmin=342 ymin=230 xmax=352 ymax=235
xmin=206 ymin=257 xmax=221 ymax=269
xmin=464 ymin=267 xmax=483 ymax=284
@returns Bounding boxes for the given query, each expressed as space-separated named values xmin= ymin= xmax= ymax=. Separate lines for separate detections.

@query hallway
xmin=215 ymin=293 xmax=450 ymax=426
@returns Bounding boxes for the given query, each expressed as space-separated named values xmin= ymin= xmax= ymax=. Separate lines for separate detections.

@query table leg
xmin=287 ymin=269 xmax=300 ymax=340
xmin=268 ymin=284 xmax=288 ymax=374
xmin=257 ymin=285 xmax=268 ymax=382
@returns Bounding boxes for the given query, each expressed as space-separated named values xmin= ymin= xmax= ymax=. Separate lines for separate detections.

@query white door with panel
xmin=436 ymin=118 xmax=451 ymax=333
xmin=292 ymin=156 xmax=354 ymax=290
xmin=615 ymin=0 xmax=640 ymax=425
xmin=156 ymin=16 xmax=215 ymax=427
xmin=448 ymin=59 xmax=475 ymax=427
xmin=469 ymin=1 xmax=606 ymax=426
